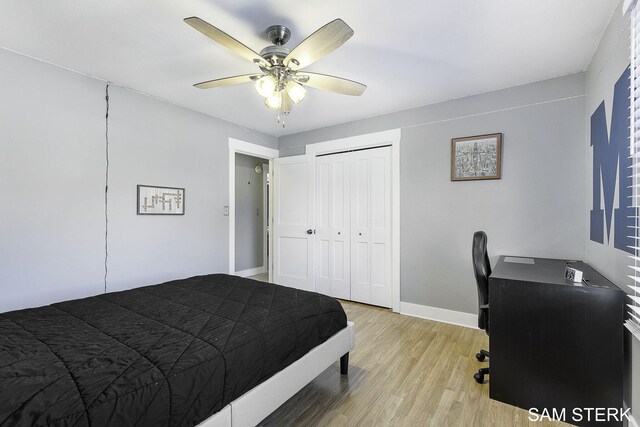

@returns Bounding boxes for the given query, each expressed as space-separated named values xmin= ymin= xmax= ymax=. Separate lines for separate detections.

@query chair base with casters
xmin=475 ymin=349 xmax=489 ymax=362
xmin=474 ymin=367 xmax=489 ymax=383
xmin=474 ymin=348 xmax=489 ymax=383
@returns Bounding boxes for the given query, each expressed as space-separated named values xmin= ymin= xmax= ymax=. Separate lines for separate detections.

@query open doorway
xmin=234 ymin=153 xmax=269 ymax=278
xmin=228 ymin=138 xmax=278 ymax=281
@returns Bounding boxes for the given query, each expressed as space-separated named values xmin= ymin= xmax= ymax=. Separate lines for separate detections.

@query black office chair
xmin=472 ymin=231 xmax=491 ymax=384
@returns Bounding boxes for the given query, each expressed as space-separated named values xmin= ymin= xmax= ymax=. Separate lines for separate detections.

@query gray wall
xmin=235 ymin=153 xmax=265 ymax=272
xmin=280 ymin=73 xmax=587 ymax=315
xmin=0 ymin=47 xmax=277 ymax=311
xmin=0 ymin=48 xmax=105 ymax=311
xmin=585 ymin=0 xmax=639 ymax=416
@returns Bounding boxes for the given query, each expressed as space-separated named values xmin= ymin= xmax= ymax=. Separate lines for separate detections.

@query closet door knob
xmin=306 ymin=229 xmax=313 ymax=235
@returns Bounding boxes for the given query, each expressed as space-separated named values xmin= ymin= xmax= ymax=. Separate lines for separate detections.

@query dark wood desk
xmin=489 ymin=256 xmax=625 ymax=427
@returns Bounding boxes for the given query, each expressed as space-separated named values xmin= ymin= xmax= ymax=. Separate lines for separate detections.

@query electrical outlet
xmin=223 ymin=206 xmax=229 ymax=216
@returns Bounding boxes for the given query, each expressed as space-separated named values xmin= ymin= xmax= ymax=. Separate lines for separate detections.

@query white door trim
xmin=262 ymin=163 xmax=269 ymax=276
xmin=305 ymin=129 xmax=401 ymax=312
xmin=228 ymin=138 xmax=279 ymax=277
xmin=305 ymin=129 xmax=401 ymax=156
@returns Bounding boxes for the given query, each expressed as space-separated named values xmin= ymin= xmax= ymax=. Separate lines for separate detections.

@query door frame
xmin=262 ymin=163 xmax=269 ymax=276
xmin=306 ymin=129 xmax=401 ymax=312
xmin=228 ymin=138 xmax=279 ymax=278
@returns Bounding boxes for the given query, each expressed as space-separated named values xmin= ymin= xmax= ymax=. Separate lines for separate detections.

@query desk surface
xmin=491 ymin=255 xmax=621 ymax=291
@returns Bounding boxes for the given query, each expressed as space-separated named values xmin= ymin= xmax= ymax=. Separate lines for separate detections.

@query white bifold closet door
xmin=315 ymin=154 xmax=351 ymax=299
xmin=315 ymin=146 xmax=392 ymax=307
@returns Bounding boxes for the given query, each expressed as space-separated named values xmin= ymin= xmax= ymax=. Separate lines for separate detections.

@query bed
xmin=0 ymin=274 xmax=355 ymax=427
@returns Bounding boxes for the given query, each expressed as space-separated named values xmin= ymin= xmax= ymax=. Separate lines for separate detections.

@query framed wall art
xmin=451 ymin=133 xmax=502 ymax=181
xmin=137 ymin=185 xmax=185 ymax=215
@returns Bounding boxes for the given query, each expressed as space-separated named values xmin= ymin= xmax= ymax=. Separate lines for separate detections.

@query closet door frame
xmin=306 ymin=129 xmax=401 ymax=313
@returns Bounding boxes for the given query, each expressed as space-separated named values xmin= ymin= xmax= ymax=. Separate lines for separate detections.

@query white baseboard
xmin=234 ymin=266 xmax=266 ymax=278
xmin=399 ymin=302 xmax=478 ymax=329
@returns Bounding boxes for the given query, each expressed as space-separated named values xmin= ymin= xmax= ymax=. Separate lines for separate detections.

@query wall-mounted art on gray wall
xmin=137 ymin=185 xmax=185 ymax=215
xmin=451 ymin=133 xmax=502 ymax=181
xmin=589 ymin=66 xmax=632 ymax=254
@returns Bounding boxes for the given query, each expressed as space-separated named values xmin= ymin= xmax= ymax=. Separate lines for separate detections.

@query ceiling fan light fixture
xmin=285 ymin=81 xmax=306 ymax=104
xmin=255 ymin=75 xmax=277 ymax=97
xmin=185 ymin=17 xmax=366 ymax=126
xmin=265 ymin=91 xmax=282 ymax=110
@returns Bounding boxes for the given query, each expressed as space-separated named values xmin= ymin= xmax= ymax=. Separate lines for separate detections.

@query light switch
xmin=223 ymin=206 xmax=229 ymax=216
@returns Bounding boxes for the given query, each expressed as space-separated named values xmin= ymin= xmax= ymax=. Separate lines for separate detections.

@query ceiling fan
xmin=184 ymin=17 xmax=366 ymax=126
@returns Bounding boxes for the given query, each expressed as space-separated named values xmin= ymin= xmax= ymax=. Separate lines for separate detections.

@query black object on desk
xmin=489 ymin=256 xmax=625 ymax=427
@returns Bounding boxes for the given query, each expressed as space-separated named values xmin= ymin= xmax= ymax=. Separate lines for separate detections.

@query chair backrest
xmin=472 ymin=231 xmax=491 ymax=331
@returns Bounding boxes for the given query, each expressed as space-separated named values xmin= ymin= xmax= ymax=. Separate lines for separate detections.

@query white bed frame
xmin=197 ymin=321 xmax=355 ymax=427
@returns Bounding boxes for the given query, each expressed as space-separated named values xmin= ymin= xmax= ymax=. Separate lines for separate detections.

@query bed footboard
xmin=198 ymin=321 xmax=355 ymax=427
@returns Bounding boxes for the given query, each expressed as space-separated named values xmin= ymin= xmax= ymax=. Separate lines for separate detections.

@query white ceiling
xmin=0 ymin=0 xmax=619 ymax=137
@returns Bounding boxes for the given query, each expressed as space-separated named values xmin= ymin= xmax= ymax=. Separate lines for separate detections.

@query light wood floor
xmin=259 ymin=300 xmax=572 ymax=427
xmin=248 ymin=272 xmax=269 ymax=282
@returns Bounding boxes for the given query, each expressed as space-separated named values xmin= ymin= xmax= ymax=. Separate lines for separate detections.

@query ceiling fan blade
xmin=296 ymin=72 xmax=366 ymax=96
xmin=184 ymin=17 xmax=269 ymax=68
xmin=194 ymin=74 xmax=262 ymax=89
xmin=285 ymin=19 xmax=354 ymax=70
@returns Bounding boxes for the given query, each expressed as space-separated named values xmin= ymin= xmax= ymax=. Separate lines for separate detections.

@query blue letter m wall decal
xmin=590 ymin=66 xmax=633 ymax=254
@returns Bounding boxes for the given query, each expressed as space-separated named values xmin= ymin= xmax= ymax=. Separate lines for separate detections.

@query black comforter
xmin=0 ymin=274 xmax=347 ymax=426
